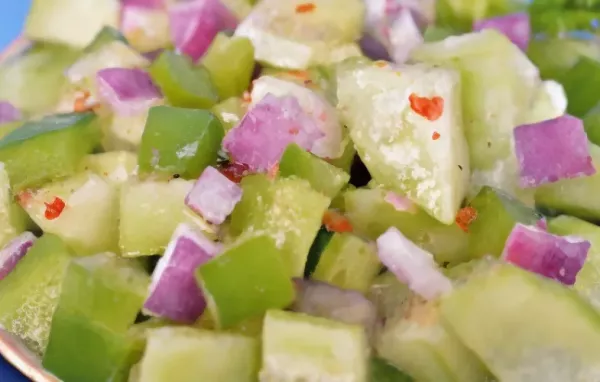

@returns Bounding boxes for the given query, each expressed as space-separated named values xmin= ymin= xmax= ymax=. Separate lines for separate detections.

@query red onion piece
xmin=185 ymin=166 xmax=243 ymax=224
xmin=0 ymin=101 xmax=22 ymax=124
xmin=168 ymin=0 xmax=238 ymax=62
xmin=143 ymin=224 xmax=221 ymax=323
xmin=514 ymin=115 xmax=595 ymax=188
xmin=536 ymin=217 xmax=548 ymax=231
xmin=376 ymin=227 xmax=452 ymax=300
xmin=0 ymin=232 xmax=36 ymax=281
xmin=121 ymin=0 xmax=164 ymax=9
xmin=223 ymin=93 xmax=324 ymax=171
xmin=96 ymin=68 xmax=162 ymax=116
xmin=502 ymin=223 xmax=590 ymax=285
xmin=473 ymin=13 xmax=530 ymax=51
xmin=384 ymin=191 xmax=417 ymax=214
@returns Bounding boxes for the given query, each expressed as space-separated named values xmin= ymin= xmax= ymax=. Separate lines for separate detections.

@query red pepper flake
xmin=374 ymin=60 xmax=388 ymax=68
xmin=455 ymin=206 xmax=477 ymax=233
xmin=288 ymin=70 xmax=309 ymax=79
xmin=289 ymin=126 xmax=300 ymax=135
xmin=408 ymin=93 xmax=444 ymax=121
xmin=267 ymin=163 xmax=279 ymax=180
xmin=295 ymin=2 xmax=315 ymax=13
xmin=219 ymin=162 xmax=252 ymax=183
xmin=242 ymin=91 xmax=252 ymax=104
xmin=44 ymin=197 xmax=66 ymax=220
xmin=432 ymin=131 xmax=440 ymax=140
xmin=322 ymin=210 xmax=353 ymax=233
xmin=73 ymin=90 xmax=93 ymax=113
xmin=16 ymin=191 xmax=32 ymax=206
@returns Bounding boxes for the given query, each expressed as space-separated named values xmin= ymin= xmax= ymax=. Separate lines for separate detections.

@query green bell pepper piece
xmin=138 ymin=106 xmax=224 ymax=179
xmin=370 ymin=357 xmax=414 ymax=382
xmin=560 ymin=57 xmax=600 ymax=118
xmin=584 ymin=104 xmax=600 ymax=146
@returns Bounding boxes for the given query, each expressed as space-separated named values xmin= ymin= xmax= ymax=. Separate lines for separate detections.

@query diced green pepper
xmin=312 ymin=233 xmax=380 ymax=293
xmin=370 ymin=357 xmax=414 ymax=382
xmin=202 ymin=33 xmax=255 ymax=100
xmin=584 ymin=104 xmax=600 ymax=147
xmin=467 ymin=186 xmax=541 ymax=260
xmin=197 ymin=235 xmax=295 ymax=329
xmin=84 ymin=26 xmax=128 ymax=54
xmin=0 ymin=234 xmax=74 ymax=354
xmin=138 ymin=106 xmax=224 ymax=180
xmin=279 ymin=143 xmax=350 ymax=199
xmin=0 ymin=112 xmax=100 ymax=190
xmin=527 ymin=37 xmax=600 ymax=81
xmin=0 ymin=163 xmax=30 ymax=248
xmin=211 ymin=97 xmax=247 ymax=133
xmin=560 ymin=57 xmax=600 ymax=118
xmin=138 ymin=327 xmax=260 ymax=382
xmin=230 ymin=175 xmax=331 ymax=276
xmin=78 ymin=151 xmax=137 ymax=186
xmin=149 ymin=51 xmax=219 ymax=109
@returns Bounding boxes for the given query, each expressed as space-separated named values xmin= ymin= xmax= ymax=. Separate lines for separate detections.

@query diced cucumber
xmin=337 ymin=63 xmax=469 ymax=224
xmin=197 ymin=235 xmax=295 ymax=328
xmin=279 ymin=143 xmax=350 ymax=199
xmin=230 ymin=175 xmax=330 ymax=276
xmin=211 ymin=97 xmax=247 ymax=134
xmin=78 ymin=151 xmax=137 ymax=186
xmin=527 ymin=37 xmax=600 ymax=81
xmin=260 ymin=309 xmax=368 ymax=381
xmin=138 ymin=327 xmax=259 ymax=382
xmin=20 ymin=172 xmax=119 ymax=255
xmin=412 ymin=30 xmax=540 ymax=204
xmin=0 ymin=163 xmax=31 ymax=248
xmin=0 ymin=43 xmax=81 ymax=115
xmin=0 ymin=112 xmax=100 ymax=190
xmin=312 ymin=233 xmax=380 ymax=293
xmin=327 ymin=131 xmax=356 ymax=173
xmin=202 ymin=33 xmax=255 ymax=100
xmin=84 ymin=26 xmax=127 ymax=54
xmin=522 ymin=80 xmax=567 ymax=125
xmin=138 ymin=106 xmax=224 ymax=180
xmin=119 ymin=179 xmax=215 ymax=256
xmin=25 ymin=0 xmax=120 ymax=48
xmin=149 ymin=51 xmax=219 ymax=109
xmin=442 ymin=262 xmax=600 ymax=381
xmin=0 ymin=234 xmax=74 ymax=354
xmin=370 ymin=357 xmax=414 ymax=382
xmin=535 ymin=143 xmax=600 ymax=221
xmin=377 ymin=296 xmax=491 ymax=382
xmin=121 ymin=6 xmax=170 ymax=54
xmin=100 ymin=111 xmax=158 ymax=152
xmin=467 ymin=186 xmax=541 ymax=259
xmin=344 ymin=188 xmax=469 ymax=265
xmin=548 ymin=215 xmax=600 ymax=309
xmin=368 ymin=272 xmax=411 ymax=324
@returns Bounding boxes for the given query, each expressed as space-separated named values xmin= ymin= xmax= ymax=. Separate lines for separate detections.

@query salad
xmin=2 ymin=0 xmax=600 ymax=381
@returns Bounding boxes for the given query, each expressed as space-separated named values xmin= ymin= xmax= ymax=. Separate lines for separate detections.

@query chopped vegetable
xmin=0 ymin=164 xmax=30 ymax=249
xmin=121 ymin=4 xmax=171 ymax=53
xmin=0 ymin=102 xmax=21 ymax=124
xmin=211 ymin=97 xmax=247 ymax=133
xmin=185 ymin=166 xmax=243 ymax=224
xmin=322 ymin=210 xmax=353 ymax=233
xmin=96 ymin=68 xmax=162 ymax=116
xmin=473 ymin=13 xmax=530 ymax=51
xmin=0 ymin=232 xmax=36 ymax=281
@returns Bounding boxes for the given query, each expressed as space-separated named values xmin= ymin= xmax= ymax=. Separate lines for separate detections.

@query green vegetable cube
xmin=78 ymin=151 xmax=137 ymax=186
xmin=197 ymin=235 xmax=295 ymax=329
xmin=84 ymin=26 xmax=127 ymax=54
xmin=211 ymin=97 xmax=247 ymax=134
xmin=584 ymin=104 xmax=600 ymax=147
xmin=230 ymin=175 xmax=330 ymax=276
xmin=149 ymin=51 xmax=219 ymax=109
xmin=0 ymin=234 xmax=74 ymax=354
xmin=0 ymin=163 xmax=30 ymax=248
xmin=260 ymin=310 xmax=368 ymax=381
xmin=0 ymin=112 xmax=100 ymax=190
xmin=526 ymin=38 xmax=600 ymax=81
xmin=138 ymin=106 xmax=224 ymax=179
xmin=312 ymin=233 xmax=380 ymax=293
xmin=202 ymin=33 xmax=255 ymax=100
xmin=138 ymin=327 xmax=260 ymax=382
xmin=370 ymin=357 xmax=414 ymax=382
xmin=560 ymin=56 xmax=600 ymax=118
xmin=279 ymin=143 xmax=350 ymax=199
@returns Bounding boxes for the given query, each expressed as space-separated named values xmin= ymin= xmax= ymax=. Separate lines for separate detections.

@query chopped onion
xmin=0 ymin=101 xmax=21 ymax=124
xmin=143 ymin=224 xmax=221 ymax=323
xmin=185 ymin=166 xmax=243 ymax=224
xmin=384 ymin=191 xmax=417 ymax=214
xmin=223 ymin=93 xmax=324 ymax=171
xmin=96 ymin=68 xmax=162 ymax=116
xmin=121 ymin=4 xmax=171 ymax=53
xmin=502 ymin=223 xmax=589 ymax=285
xmin=0 ymin=232 xmax=36 ymax=281
xmin=292 ymin=279 xmax=377 ymax=335
xmin=514 ymin=114 xmax=595 ymax=188
xmin=536 ymin=217 xmax=548 ymax=231
xmin=121 ymin=0 xmax=164 ymax=9
xmin=473 ymin=13 xmax=530 ymax=51
xmin=376 ymin=227 xmax=452 ymax=300
xmin=168 ymin=0 xmax=238 ymax=62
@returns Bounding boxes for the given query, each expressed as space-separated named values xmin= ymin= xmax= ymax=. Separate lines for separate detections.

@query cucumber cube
xmin=197 ymin=235 xmax=295 ymax=328
xmin=0 ymin=234 xmax=74 ymax=354
xmin=20 ymin=172 xmax=119 ymax=255
xmin=202 ymin=33 xmax=255 ymax=100
xmin=211 ymin=97 xmax=247 ymax=134
xmin=527 ymin=37 xmax=600 ymax=81
xmin=337 ymin=63 xmax=469 ymax=224
xmin=0 ymin=163 xmax=30 ymax=248
xmin=119 ymin=179 xmax=215 ymax=256
xmin=467 ymin=186 xmax=541 ymax=259
xmin=78 ymin=151 xmax=137 ymax=186
xmin=84 ymin=26 xmax=128 ymax=54
xmin=442 ymin=263 xmax=600 ymax=381
xmin=260 ymin=309 xmax=368 ymax=381
xmin=370 ymin=357 xmax=413 ymax=382
xmin=312 ymin=233 xmax=380 ymax=293
xmin=25 ymin=0 xmax=120 ymax=48
xmin=561 ymin=57 xmax=600 ymax=118
xmin=368 ymin=272 xmax=411 ymax=323
xmin=230 ymin=175 xmax=330 ymax=276
xmin=138 ymin=106 xmax=224 ymax=180
xmin=279 ymin=143 xmax=350 ymax=199
xmin=376 ymin=296 xmax=491 ymax=382
xmin=522 ymin=80 xmax=567 ymax=125
xmin=100 ymin=111 xmax=155 ymax=152
xmin=149 ymin=51 xmax=219 ymax=109
xmin=138 ymin=327 xmax=259 ymax=382
xmin=0 ymin=112 xmax=100 ymax=190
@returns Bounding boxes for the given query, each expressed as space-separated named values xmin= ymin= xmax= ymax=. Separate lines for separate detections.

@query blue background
xmin=1 ymin=2 xmax=33 ymax=380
